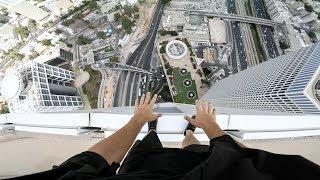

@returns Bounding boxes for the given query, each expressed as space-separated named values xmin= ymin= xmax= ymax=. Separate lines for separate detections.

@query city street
xmin=113 ymin=1 xmax=164 ymax=107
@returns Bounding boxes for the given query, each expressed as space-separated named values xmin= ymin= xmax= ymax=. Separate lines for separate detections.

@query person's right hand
xmin=184 ymin=100 xmax=225 ymax=139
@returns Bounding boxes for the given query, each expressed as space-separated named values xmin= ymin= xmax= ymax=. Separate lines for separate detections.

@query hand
xmin=132 ymin=92 xmax=162 ymax=125
xmin=184 ymin=100 xmax=224 ymax=139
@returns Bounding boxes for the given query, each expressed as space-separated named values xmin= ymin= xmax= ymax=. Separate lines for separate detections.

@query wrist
xmin=130 ymin=115 xmax=146 ymax=128
xmin=203 ymin=122 xmax=225 ymax=139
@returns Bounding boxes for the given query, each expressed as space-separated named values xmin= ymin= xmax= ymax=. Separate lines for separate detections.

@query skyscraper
xmin=0 ymin=62 xmax=83 ymax=113
xmin=202 ymin=43 xmax=320 ymax=114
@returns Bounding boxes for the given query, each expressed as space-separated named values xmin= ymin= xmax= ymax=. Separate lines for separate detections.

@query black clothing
xmin=9 ymin=133 xmax=320 ymax=180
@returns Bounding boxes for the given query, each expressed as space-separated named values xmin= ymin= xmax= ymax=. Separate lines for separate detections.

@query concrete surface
xmin=0 ymin=131 xmax=319 ymax=178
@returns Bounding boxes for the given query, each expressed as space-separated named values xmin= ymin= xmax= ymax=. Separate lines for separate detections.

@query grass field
xmin=82 ymin=66 xmax=101 ymax=109
xmin=172 ymin=67 xmax=198 ymax=104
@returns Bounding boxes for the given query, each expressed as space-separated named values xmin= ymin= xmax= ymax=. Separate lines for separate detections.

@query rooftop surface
xmin=0 ymin=131 xmax=319 ymax=178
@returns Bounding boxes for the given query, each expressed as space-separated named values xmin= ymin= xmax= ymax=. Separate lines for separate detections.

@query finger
xmin=134 ymin=98 xmax=139 ymax=109
xmin=203 ymin=100 xmax=209 ymax=112
xmin=150 ymin=94 xmax=158 ymax=105
xmin=139 ymin=94 xmax=145 ymax=105
xmin=184 ymin=116 xmax=197 ymax=125
xmin=196 ymin=100 xmax=202 ymax=112
xmin=208 ymin=102 xmax=214 ymax=115
xmin=153 ymin=113 xmax=162 ymax=119
xmin=144 ymin=92 xmax=152 ymax=105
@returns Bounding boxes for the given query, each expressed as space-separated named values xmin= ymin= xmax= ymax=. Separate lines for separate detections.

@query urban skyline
xmin=203 ymin=43 xmax=320 ymax=114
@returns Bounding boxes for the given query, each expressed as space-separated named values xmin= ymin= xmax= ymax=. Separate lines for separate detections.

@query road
xmin=113 ymin=2 xmax=164 ymax=107
xmin=228 ymin=0 xmax=248 ymax=73
xmin=251 ymin=0 xmax=279 ymax=59
xmin=169 ymin=8 xmax=282 ymax=26
xmin=236 ymin=0 xmax=260 ymax=67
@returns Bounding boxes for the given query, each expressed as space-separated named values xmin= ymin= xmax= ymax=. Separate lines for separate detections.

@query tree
xmin=72 ymin=13 xmax=84 ymax=20
xmin=124 ymin=5 xmax=134 ymax=17
xmin=0 ymin=104 xmax=9 ymax=114
xmin=109 ymin=56 xmax=120 ymax=63
xmin=15 ymin=26 xmax=29 ymax=38
xmin=62 ymin=19 xmax=75 ymax=27
xmin=138 ymin=0 xmax=146 ymax=4
xmin=76 ymin=35 xmax=92 ymax=45
xmin=197 ymin=69 xmax=203 ymax=77
xmin=162 ymin=0 xmax=172 ymax=4
xmin=279 ymin=41 xmax=290 ymax=50
xmin=167 ymin=67 xmax=173 ymax=75
xmin=97 ymin=31 xmax=107 ymax=39
xmin=55 ymin=29 xmax=63 ymax=34
xmin=41 ymin=39 xmax=52 ymax=46
xmin=164 ymin=62 xmax=170 ymax=69
xmin=134 ymin=13 xmax=140 ymax=19
xmin=192 ymin=63 xmax=197 ymax=69
xmin=121 ymin=17 xmax=134 ymax=34
xmin=6 ymin=50 xmax=24 ymax=61
xmin=305 ymin=4 xmax=313 ymax=12
xmin=160 ymin=45 xmax=166 ymax=54
xmin=114 ymin=13 xmax=121 ymax=22
xmin=28 ymin=19 xmax=37 ymax=29
xmin=28 ymin=50 xmax=40 ymax=59
xmin=88 ymin=1 xmax=99 ymax=11
xmin=66 ymin=43 xmax=73 ymax=48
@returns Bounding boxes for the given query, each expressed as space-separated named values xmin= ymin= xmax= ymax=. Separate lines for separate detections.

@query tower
xmin=202 ymin=43 xmax=320 ymax=114
xmin=1 ymin=62 xmax=83 ymax=113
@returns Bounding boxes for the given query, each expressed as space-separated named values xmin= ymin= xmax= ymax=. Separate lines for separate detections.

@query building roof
xmin=7 ymin=0 xmax=49 ymax=21
xmin=0 ymin=71 xmax=23 ymax=101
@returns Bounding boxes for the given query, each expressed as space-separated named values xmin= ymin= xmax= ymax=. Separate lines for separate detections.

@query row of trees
xmin=159 ymin=30 xmax=178 ymax=36
xmin=14 ymin=26 xmax=29 ymax=38
xmin=76 ymin=35 xmax=92 ymax=45
xmin=114 ymin=5 xmax=140 ymax=34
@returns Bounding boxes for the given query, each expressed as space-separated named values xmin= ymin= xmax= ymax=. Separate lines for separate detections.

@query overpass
xmin=169 ymin=8 xmax=283 ymax=26
xmin=104 ymin=62 xmax=153 ymax=75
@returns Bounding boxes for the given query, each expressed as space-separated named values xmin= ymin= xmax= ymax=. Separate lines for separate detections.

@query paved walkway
xmin=158 ymin=36 xmax=209 ymax=99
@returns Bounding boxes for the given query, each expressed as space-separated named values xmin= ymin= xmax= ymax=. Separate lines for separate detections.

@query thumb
xmin=153 ymin=113 xmax=162 ymax=119
xmin=184 ymin=116 xmax=196 ymax=125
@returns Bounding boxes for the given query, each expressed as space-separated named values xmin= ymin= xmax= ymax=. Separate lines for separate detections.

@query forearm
xmin=203 ymin=121 xmax=226 ymax=139
xmin=88 ymin=116 xmax=144 ymax=164
xmin=204 ymin=123 xmax=246 ymax=148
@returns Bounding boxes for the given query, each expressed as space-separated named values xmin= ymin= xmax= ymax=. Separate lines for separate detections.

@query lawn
xmin=82 ymin=66 xmax=101 ymax=109
xmin=171 ymin=67 xmax=198 ymax=104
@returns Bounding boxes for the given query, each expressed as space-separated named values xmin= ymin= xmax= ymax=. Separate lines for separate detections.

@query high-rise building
xmin=202 ymin=43 xmax=320 ymax=114
xmin=0 ymin=62 xmax=83 ymax=113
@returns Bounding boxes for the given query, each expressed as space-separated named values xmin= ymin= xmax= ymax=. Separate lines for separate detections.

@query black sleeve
xmin=209 ymin=134 xmax=242 ymax=151
xmin=57 ymin=151 xmax=120 ymax=178
xmin=9 ymin=151 xmax=119 ymax=180
xmin=206 ymin=135 xmax=320 ymax=180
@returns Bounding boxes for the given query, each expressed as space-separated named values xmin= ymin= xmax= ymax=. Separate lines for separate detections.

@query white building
xmin=208 ymin=18 xmax=227 ymax=44
xmin=0 ymin=23 xmax=19 ymax=52
xmin=4 ymin=0 xmax=49 ymax=22
xmin=265 ymin=0 xmax=293 ymax=22
xmin=162 ymin=11 xmax=186 ymax=30
xmin=183 ymin=19 xmax=211 ymax=46
xmin=0 ymin=62 xmax=83 ymax=113
xmin=203 ymin=43 xmax=320 ymax=114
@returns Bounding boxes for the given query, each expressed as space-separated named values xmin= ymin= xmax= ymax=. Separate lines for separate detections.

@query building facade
xmin=1 ymin=62 xmax=83 ymax=113
xmin=202 ymin=43 xmax=320 ymax=114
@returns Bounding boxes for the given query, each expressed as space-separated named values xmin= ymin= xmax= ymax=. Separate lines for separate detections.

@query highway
xmin=236 ymin=0 xmax=260 ymax=68
xmin=113 ymin=2 xmax=164 ymax=107
xmin=169 ymin=8 xmax=282 ymax=26
xmin=251 ymin=0 xmax=279 ymax=59
xmin=228 ymin=0 xmax=248 ymax=73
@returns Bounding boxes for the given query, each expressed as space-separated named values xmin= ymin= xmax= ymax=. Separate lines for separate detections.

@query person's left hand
xmin=133 ymin=92 xmax=162 ymax=124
